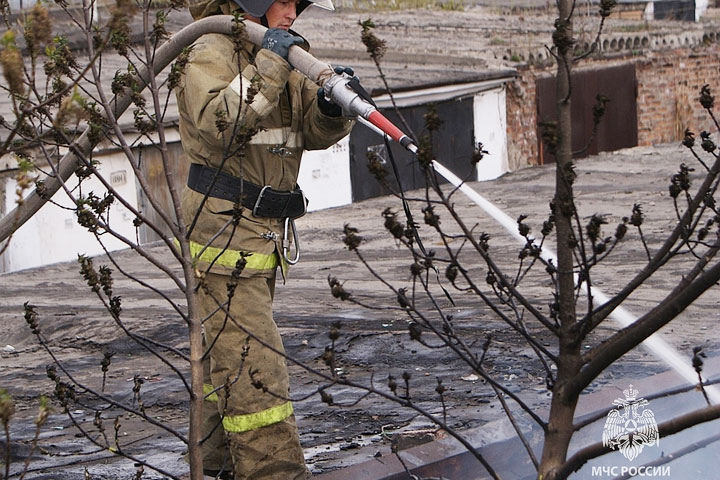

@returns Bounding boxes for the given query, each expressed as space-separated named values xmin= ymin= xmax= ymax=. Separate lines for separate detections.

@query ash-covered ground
xmin=1 ymin=142 xmax=718 ymax=479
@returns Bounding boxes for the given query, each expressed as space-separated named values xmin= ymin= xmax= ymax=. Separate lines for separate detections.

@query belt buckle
xmin=268 ymin=146 xmax=292 ymax=157
xmin=252 ymin=185 xmax=272 ymax=217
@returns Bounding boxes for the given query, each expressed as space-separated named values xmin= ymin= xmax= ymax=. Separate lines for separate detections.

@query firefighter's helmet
xmin=232 ymin=0 xmax=334 ymax=17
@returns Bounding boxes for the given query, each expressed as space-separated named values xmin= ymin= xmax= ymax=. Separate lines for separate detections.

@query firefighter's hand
xmin=262 ymin=28 xmax=304 ymax=61
xmin=318 ymin=65 xmax=359 ymax=118
xmin=319 ymin=66 xmax=358 ymax=117
xmin=316 ymin=88 xmax=343 ymax=117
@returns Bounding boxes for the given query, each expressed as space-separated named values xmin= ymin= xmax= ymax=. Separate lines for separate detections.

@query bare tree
xmin=0 ymin=0 xmax=357 ymax=478
xmin=319 ymin=1 xmax=720 ymax=479
xmin=1 ymin=0 xmax=719 ymax=479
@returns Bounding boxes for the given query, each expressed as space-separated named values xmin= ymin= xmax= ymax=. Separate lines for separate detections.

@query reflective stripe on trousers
xmin=203 ymin=383 xmax=294 ymax=433
xmin=223 ymin=401 xmax=294 ymax=434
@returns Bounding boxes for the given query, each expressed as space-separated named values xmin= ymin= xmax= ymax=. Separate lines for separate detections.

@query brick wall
xmin=506 ymin=67 xmax=540 ymax=169
xmin=636 ymin=47 xmax=720 ymax=146
xmin=506 ymin=44 xmax=720 ymax=167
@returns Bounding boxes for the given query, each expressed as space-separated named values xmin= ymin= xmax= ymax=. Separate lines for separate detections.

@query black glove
xmin=317 ymin=88 xmax=342 ymax=117
xmin=316 ymin=66 xmax=357 ymax=117
xmin=262 ymin=28 xmax=304 ymax=61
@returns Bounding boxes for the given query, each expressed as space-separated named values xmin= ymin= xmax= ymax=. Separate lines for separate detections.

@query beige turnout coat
xmin=177 ymin=32 xmax=353 ymax=277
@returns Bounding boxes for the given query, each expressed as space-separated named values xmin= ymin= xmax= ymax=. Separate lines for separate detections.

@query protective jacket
xmin=177 ymin=31 xmax=353 ymax=277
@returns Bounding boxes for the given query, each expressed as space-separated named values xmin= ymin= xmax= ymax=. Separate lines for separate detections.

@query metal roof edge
xmin=369 ymin=67 xmax=517 ymax=96
xmin=372 ymin=77 xmax=513 ymax=109
xmin=308 ymin=48 xmax=492 ymax=68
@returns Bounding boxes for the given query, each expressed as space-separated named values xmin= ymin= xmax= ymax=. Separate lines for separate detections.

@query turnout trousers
xmin=197 ymin=271 xmax=309 ymax=479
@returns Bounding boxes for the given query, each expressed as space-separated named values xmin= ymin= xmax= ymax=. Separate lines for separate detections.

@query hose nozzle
xmin=324 ymin=74 xmax=418 ymax=153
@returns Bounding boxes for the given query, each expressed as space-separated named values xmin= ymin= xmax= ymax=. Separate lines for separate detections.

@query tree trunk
xmin=538 ymin=1 xmax=582 ymax=478
xmin=182 ymin=257 xmax=205 ymax=480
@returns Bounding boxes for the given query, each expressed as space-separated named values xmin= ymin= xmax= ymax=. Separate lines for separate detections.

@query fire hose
xmin=322 ymin=75 xmax=417 ymax=153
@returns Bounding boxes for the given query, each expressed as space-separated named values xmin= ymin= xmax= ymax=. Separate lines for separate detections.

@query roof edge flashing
xmin=372 ymin=78 xmax=510 ymax=109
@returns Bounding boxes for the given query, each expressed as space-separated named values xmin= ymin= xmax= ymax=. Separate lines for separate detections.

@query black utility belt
xmin=187 ymin=163 xmax=307 ymax=219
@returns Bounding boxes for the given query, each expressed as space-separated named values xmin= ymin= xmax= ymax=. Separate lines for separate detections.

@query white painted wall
xmin=644 ymin=2 xmax=654 ymax=21
xmin=0 ymin=135 xmax=352 ymax=273
xmin=473 ymin=87 xmax=509 ymax=181
xmin=696 ymin=0 xmax=708 ymax=22
xmin=297 ymin=135 xmax=352 ymax=211
xmin=1 ymin=153 xmax=140 ymax=273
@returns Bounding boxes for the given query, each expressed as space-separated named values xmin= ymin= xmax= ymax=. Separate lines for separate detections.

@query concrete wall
xmin=297 ymin=136 xmax=352 ymax=211
xmin=0 ymin=134 xmax=355 ymax=273
xmin=697 ymin=0 xmax=710 ymax=21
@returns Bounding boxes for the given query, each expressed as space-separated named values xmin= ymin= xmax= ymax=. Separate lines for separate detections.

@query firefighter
xmin=176 ymin=0 xmax=353 ymax=477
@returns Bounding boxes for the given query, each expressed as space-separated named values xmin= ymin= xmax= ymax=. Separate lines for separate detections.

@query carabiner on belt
xmin=282 ymin=217 xmax=300 ymax=265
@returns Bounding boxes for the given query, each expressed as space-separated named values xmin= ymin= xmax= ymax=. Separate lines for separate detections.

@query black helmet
xmin=232 ymin=0 xmax=334 ymax=17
